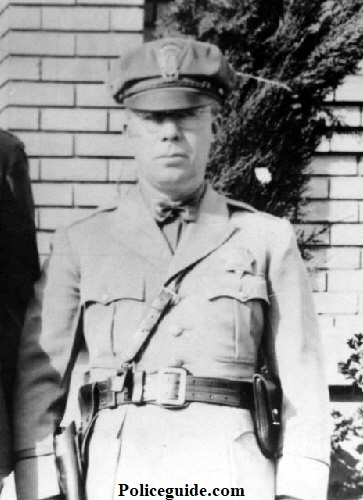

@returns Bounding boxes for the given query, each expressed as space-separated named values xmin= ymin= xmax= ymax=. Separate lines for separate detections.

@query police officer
xmin=0 ymin=129 xmax=39 ymax=486
xmin=14 ymin=38 xmax=330 ymax=500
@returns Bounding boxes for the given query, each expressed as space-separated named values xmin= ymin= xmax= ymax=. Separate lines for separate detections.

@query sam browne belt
xmin=80 ymin=366 xmax=254 ymax=411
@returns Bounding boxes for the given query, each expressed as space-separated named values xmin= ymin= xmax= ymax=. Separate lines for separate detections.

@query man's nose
xmin=159 ymin=118 xmax=182 ymax=140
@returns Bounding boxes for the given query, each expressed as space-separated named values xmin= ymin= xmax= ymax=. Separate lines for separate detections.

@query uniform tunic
xmin=14 ymin=185 xmax=330 ymax=500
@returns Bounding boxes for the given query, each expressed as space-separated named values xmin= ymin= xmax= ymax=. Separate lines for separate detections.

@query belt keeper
xmin=132 ymin=370 xmax=145 ymax=403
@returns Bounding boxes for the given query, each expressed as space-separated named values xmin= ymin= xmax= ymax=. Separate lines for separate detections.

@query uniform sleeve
xmin=14 ymin=227 xmax=81 ymax=500
xmin=266 ymin=220 xmax=331 ymax=500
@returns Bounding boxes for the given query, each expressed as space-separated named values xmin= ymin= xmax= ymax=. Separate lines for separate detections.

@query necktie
xmin=150 ymin=183 xmax=206 ymax=252
xmin=153 ymin=200 xmax=198 ymax=224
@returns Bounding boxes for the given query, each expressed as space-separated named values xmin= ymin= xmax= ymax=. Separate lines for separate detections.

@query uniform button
xmin=169 ymin=325 xmax=184 ymax=337
xmin=101 ymin=293 xmax=109 ymax=302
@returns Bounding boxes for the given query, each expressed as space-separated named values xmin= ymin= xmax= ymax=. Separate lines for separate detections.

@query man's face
xmin=126 ymin=106 xmax=216 ymax=199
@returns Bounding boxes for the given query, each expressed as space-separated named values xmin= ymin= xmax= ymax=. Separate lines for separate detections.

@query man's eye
xmin=144 ymin=114 xmax=163 ymax=122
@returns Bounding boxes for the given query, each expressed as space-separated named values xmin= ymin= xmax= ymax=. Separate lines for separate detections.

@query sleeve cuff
xmin=15 ymin=455 xmax=61 ymax=500
xmin=276 ymin=455 xmax=329 ymax=500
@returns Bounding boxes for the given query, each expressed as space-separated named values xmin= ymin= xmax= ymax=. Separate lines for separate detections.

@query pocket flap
xmin=81 ymin=274 xmax=144 ymax=304
xmin=205 ymin=274 xmax=269 ymax=304
xmin=240 ymin=274 xmax=269 ymax=303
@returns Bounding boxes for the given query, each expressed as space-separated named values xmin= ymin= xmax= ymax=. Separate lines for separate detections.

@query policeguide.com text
xmin=118 ymin=483 xmax=245 ymax=499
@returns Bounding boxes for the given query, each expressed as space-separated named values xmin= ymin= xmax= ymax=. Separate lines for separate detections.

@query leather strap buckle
xmin=156 ymin=367 xmax=188 ymax=408
xmin=98 ymin=368 xmax=131 ymax=410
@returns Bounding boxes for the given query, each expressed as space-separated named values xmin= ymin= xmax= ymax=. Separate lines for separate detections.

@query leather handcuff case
xmin=252 ymin=372 xmax=282 ymax=459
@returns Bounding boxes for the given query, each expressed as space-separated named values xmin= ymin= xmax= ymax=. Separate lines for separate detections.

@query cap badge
xmin=157 ymin=43 xmax=183 ymax=81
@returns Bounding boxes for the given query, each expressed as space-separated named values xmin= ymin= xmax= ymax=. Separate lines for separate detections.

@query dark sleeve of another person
xmin=0 ymin=131 xmax=40 ymax=429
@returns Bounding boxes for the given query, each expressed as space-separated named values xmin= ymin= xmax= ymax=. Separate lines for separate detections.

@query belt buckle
xmin=156 ymin=367 xmax=187 ymax=408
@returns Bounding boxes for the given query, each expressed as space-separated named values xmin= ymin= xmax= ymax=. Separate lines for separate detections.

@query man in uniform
xmin=0 ymin=129 xmax=39 ymax=485
xmin=14 ymin=38 xmax=330 ymax=500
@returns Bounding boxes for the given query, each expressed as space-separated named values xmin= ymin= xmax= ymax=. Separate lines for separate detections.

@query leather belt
xmin=87 ymin=367 xmax=254 ymax=410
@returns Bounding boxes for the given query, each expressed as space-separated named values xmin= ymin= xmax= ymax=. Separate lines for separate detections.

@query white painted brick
xmin=36 ymin=231 xmax=53 ymax=256
xmin=17 ymin=132 xmax=73 ymax=157
xmin=41 ymin=109 xmax=107 ymax=132
xmin=309 ymin=271 xmax=327 ymax=292
xmin=308 ymin=248 xmax=361 ymax=270
xmin=41 ymin=158 xmax=107 ymax=181
xmin=315 ymin=136 xmax=330 ymax=153
xmin=294 ymin=224 xmax=330 ymax=245
xmin=334 ymin=316 xmax=363 ymax=337
xmin=42 ymin=7 xmax=108 ymax=31
xmin=76 ymin=33 xmax=142 ymax=56
xmin=0 ymin=87 xmax=7 ymax=112
xmin=317 ymin=314 xmax=335 ymax=332
xmin=5 ymin=82 xmax=74 ymax=107
xmin=306 ymin=177 xmax=329 ymax=199
xmin=0 ymin=114 xmax=6 ymax=129
xmin=8 ymin=6 xmax=41 ymax=29
xmin=330 ymin=177 xmax=363 ymax=200
xmin=0 ymin=9 xmax=9 ymax=37
xmin=326 ymin=105 xmax=361 ymax=127
xmin=75 ymin=133 xmax=134 ymax=157
xmin=314 ymin=292 xmax=359 ymax=314
xmin=108 ymin=109 xmax=127 ymax=132
xmin=0 ymin=57 xmax=40 ymax=86
xmin=320 ymin=326 xmax=341 ymax=382
xmin=33 ymin=183 xmax=73 ymax=206
xmin=5 ymin=32 xmax=75 ymax=56
xmin=73 ymin=183 xmax=118 ymax=207
xmin=335 ymin=75 xmax=363 ymax=102
xmin=77 ymin=0 xmax=143 ymax=4
xmin=302 ymin=200 xmax=358 ymax=223
xmin=357 ymin=159 xmax=363 ymax=177
xmin=357 ymin=203 xmax=363 ymax=222
xmin=29 ymin=159 xmax=40 ymax=181
xmin=11 ymin=0 xmax=75 ymax=4
xmin=39 ymin=207 xmax=95 ymax=230
xmin=108 ymin=159 xmax=137 ymax=182
xmin=310 ymin=156 xmax=358 ymax=176
xmin=331 ymin=224 xmax=363 ymax=246
xmin=1 ymin=107 xmax=39 ymax=130
xmin=42 ymin=58 xmax=107 ymax=82
xmin=76 ymin=84 xmax=114 ymax=108
xmin=110 ymin=7 xmax=144 ymax=31
xmin=330 ymin=133 xmax=363 ymax=153
xmin=329 ymin=270 xmax=363 ymax=291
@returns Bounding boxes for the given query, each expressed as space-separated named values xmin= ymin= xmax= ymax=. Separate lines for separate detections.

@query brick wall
xmin=0 ymin=0 xmax=362 ymax=384
xmin=301 ymin=65 xmax=363 ymax=382
xmin=0 ymin=0 xmax=143 ymax=257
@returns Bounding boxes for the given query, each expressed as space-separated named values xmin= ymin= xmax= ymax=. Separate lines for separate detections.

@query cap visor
xmin=124 ymin=87 xmax=217 ymax=111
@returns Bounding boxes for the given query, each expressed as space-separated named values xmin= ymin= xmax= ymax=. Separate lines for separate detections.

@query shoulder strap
xmin=118 ymin=277 xmax=182 ymax=366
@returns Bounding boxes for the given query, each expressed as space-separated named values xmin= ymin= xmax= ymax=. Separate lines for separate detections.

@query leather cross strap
xmin=119 ymin=283 xmax=182 ymax=366
xmin=89 ymin=368 xmax=254 ymax=410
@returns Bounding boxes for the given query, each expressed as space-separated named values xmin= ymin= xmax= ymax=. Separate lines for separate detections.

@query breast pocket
xmin=205 ymin=273 xmax=269 ymax=364
xmin=81 ymin=274 xmax=146 ymax=363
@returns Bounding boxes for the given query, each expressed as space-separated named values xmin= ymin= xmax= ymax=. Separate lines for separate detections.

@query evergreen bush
xmin=156 ymin=0 xmax=363 ymax=221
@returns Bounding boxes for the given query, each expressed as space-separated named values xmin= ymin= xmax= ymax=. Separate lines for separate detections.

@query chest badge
xmin=222 ymin=247 xmax=255 ymax=277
